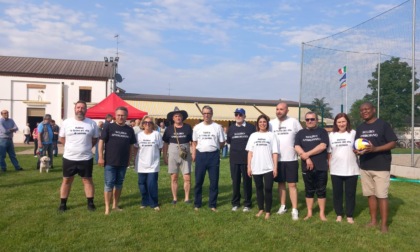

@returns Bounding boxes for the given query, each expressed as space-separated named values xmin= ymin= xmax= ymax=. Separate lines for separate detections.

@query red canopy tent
xmin=86 ymin=93 xmax=148 ymax=120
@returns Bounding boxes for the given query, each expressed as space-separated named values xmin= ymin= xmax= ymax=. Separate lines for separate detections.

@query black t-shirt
xmin=101 ymin=123 xmax=137 ymax=167
xmin=227 ymin=122 xmax=256 ymax=164
xmin=355 ymin=118 xmax=397 ymax=171
xmin=295 ymin=127 xmax=329 ymax=172
xmin=162 ymin=124 xmax=193 ymax=144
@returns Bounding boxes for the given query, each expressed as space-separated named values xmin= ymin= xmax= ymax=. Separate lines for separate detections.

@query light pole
xmin=104 ymin=56 xmax=119 ymax=93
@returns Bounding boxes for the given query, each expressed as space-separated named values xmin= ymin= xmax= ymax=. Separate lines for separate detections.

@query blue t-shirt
xmin=38 ymin=123 xmax=53 ymax=144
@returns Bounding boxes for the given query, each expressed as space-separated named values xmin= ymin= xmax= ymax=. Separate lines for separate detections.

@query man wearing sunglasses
xmin=227 ymin=108 xmax=256 ymax=212
xmin=269 ymin=102 xmax=302 ymax=220
xmin=294 ymin=111 xmax=329 ymax=221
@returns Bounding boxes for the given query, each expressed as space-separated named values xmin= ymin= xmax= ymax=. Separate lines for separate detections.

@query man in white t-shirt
xmin=58 ymin=100 xmax=99 ymax=212
xmin=269 ymin=102 xmax=302 ymax=220
xmin=192 ymin=105 xmax=225 ymax=212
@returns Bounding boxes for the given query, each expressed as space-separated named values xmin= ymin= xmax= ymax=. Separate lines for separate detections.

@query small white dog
xmin=39 ymin=156 xmax=51 ymax=173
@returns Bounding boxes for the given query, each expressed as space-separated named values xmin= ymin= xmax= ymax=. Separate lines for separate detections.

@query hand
xmin=362 ymin=141 xmax=375 ymax=153
xmin=306 ymin=158 xmax=314 ymax=170
xmin=273 ymin=168 xmax=278 ymax=178
xmin=98 ymin=158 xmax=105 ymax=167
xmin=164 ymin=156 xmax=168 ymax=165
xmin=192 ymin=153 xmax=196 ymax=162
xmin=300 ymin=152 xmax=310 ymax=160
xmin=247 ymin=167 xmax=252 ymax=177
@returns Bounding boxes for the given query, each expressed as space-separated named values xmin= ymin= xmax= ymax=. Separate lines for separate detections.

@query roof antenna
xmin=114 ymin=34 xmax=119 ymax=58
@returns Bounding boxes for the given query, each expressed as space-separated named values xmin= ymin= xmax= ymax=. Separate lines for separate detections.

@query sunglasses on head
xmin=305 ymin=118 xmax=316 ymax=122
xmin=234 ymin=113 xmax=243 ymax=117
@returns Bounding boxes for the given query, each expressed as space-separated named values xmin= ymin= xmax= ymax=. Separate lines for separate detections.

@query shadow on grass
xmin=0 ymin=176 xmax=62 ymax=188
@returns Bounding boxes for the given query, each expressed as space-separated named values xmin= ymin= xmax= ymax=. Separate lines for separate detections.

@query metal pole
xmin=411 ymin=0 xmax=416 ymax=166
xmin=377 ymin=53 xmax=381 ymax=118
xmin=298 ymin=43 xmax=305 ymax=122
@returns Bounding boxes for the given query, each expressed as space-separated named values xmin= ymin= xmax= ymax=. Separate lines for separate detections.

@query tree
xmin=363 ymin=57 xmax=419 ymax=130
xmin=310 ymin=97 xmax=333 ymax=119
xmin=348 ymin=99 xmax=366 ymax=130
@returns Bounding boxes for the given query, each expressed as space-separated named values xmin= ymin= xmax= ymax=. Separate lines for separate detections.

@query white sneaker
xmin=232 ymin=206 xmax=238 ymax=212
xmin=291 ymin=209 xmax=299 ymax=220
xmin=277 ymin=205 xmax=287 ymax=215
xmin=243 ymin=207 xmax=251 ymax=212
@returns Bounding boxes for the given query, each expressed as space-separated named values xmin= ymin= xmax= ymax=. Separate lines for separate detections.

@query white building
xmin=0 ymin=56 xmax=115 ymax=143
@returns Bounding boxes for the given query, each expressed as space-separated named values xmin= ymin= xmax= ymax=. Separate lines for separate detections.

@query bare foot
xmin=303 ymin=215 xmax=312 ymax=220
xmin=336 ymin=216 xmax=342 ymax=222
xmin=255 ymin=210 xmax=264 ymax=217
xmin=381 ymin=225 xmax=389 ymax=233
xmin=105 ymin=209 xmax=110 ymax=215
xmin=264 ymin=213 xmax=271 ymax=220
xmin=112 ymin=207 xmax=123 ymax=212
xmin=320 ymin=214 xmax=327 ymax=221
xmin=366 ymin=222 xmax=377 ymax=228
xmin=210 ymin=208 xmax=217 ymax=212
xmin=347 ymin=217 xmax=354 ymax=224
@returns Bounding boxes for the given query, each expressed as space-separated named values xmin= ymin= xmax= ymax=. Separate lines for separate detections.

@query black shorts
xmin=62 ymin=158 xmax=93 ymax=178
xmin=274 ymin=161 xmax=299 ymax=183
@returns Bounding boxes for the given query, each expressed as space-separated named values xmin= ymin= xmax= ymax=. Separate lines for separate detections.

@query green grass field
xmin=0 ymin=154 xmax=419 ymax=251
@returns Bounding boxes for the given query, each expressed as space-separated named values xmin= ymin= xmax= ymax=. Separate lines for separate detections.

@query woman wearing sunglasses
xmin=327 ymin=113 xmax=359 ymax=224
xmin=134 ymin=116 xmax=163 ymax=211
xmin=246 ymin=114 xmax=279 ymax=220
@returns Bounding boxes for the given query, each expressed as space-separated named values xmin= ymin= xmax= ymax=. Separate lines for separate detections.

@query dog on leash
xmin=39 ymin=156 xmax=51 ymax=173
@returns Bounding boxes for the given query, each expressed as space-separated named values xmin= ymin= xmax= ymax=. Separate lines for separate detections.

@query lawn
xmin=0 ymin=154 xmax=419 ymax=251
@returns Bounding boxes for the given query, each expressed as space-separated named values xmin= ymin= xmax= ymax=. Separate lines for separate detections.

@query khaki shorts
xmin=168 ymin=144 xmax=191 ymax=175
xmin=360 ymin=169 xmax=390 ymax=198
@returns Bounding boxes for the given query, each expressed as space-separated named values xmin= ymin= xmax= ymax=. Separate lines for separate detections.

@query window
xmin=79 ymin=87 xmax=92 ymax=102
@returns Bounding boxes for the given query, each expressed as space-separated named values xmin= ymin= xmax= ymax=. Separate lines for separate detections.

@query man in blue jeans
xmin=98 ymin=107 xmax=137 ymax=215
xmin=38 ymin=114 xmax=54 ymax=169
xmin=192 ymin=105 xmax=225 ymax=212
xmin=0 ymin=110 xmax=23 ymax=172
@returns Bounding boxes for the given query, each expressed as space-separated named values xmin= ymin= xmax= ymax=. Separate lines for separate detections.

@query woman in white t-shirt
xmin=327 ymin=113 xmax=359 ymax=224
xmin=246 ymin=114 xmax=279 ymax=220
xmin=135 ymin=116 xmax=163 ymax=211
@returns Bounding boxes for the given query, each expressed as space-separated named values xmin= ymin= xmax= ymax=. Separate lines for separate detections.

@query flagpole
xmin=377 ymin=52 xmax=381 ymax=118
xmin=346 ymin=55 xmax=348 ymax=113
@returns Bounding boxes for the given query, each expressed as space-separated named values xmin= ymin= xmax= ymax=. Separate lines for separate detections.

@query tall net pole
xmin=411 ymin=0 xmax=416 ymax=166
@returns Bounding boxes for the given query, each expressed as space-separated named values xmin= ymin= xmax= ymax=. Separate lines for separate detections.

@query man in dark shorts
xmin=295 ymin=111 xmax=329 ymax=221
xmin=58 ymin=100 xmax=99 ymax=212
xmin=227 ymin=108 xmax=255 ymax=212
xmin=269 ymin=102 xmax=302 ymax=220
xmin=355 ymin=102 xmax=397 ymax=233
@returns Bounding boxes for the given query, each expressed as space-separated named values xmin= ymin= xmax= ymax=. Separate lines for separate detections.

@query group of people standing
xmin=51 ymin=99 xmax=395 ymax=233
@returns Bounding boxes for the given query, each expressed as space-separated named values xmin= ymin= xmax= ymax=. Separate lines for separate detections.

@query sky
xmin=0 ymin=0 xmax=405 ymax=102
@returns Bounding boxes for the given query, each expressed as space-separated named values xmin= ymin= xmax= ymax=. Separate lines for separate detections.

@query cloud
xmin=280 ymin=24 xmax=346 ymax=45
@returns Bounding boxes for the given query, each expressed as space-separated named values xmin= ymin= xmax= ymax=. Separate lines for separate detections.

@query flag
xmin=338 ymin=66 xmax=346 ymax=75
xmin=339 ymin=73 xmax=346 ymax=82
xmin=340 ymin=81 xmax=347 ymax=88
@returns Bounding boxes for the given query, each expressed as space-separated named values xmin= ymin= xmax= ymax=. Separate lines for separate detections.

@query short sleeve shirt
xmin=193 ymin=122 xmax=225 ymax=152
xmin=101 ymin=123 xmax=137 ymax=167
xmin=162 ymin=124 xmax=193 ymax=144
xmin=355 ymin=118 xmax=397 ymax=171
xmin=328 ymin=130 xmax=359 ymax=176
xmin=294 ymin=127 xmax=329 ymax=172
xmin=135 ymin=131 xmax=163 ymax=173
xmin=227 ymin=122 xmax=256 ymax=164
xmin=269 ymin=116 xmax=302 ymax=161
xmin=245 ymin=131 xmax=279 ymax=175
xmin=59 ymin=117 xmax=99 ymax=161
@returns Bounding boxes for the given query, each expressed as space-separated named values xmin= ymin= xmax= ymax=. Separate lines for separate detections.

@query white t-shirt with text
xmin=328 ymin=130 xmax=360 ymax=176
xmin=269 ymin=116 xmax=302 ymax=161
xmin=246 ymin=131 xmax=279 ymax=175
xmin=59 ymin=117 xmax=99 ymax=161
xmin=135 ymin=131 xmax=163 ymax=173
xmin=193 ymin=122 xmax=225 ymax=152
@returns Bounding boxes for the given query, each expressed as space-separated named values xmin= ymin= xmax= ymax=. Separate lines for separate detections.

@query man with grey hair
xmin=38 ymin=114 xmax=54 ymax=169
xmin=98 ymin=106 xmax=137 ymax=215
xmin=192 ymin=105 xmax=225 ymax=212
xmin=0 ymin=110 xmax=23 ymax=172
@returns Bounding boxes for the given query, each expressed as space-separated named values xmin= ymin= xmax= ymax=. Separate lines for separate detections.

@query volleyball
xmin=353 ymin=138 xmax=369 ymax=151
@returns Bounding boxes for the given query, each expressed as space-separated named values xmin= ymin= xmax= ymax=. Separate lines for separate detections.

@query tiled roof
xmin=0 ymin=55 xmax=113 ymax=80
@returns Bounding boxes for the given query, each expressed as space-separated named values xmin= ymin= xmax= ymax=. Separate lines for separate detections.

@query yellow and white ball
xmin=353 ymin=138 xmax=369 ymax=151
